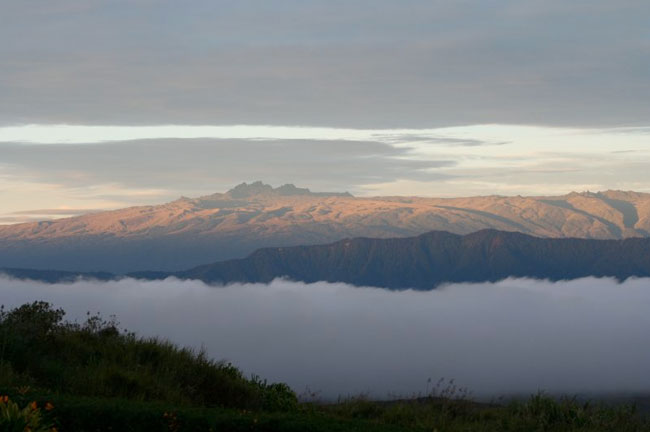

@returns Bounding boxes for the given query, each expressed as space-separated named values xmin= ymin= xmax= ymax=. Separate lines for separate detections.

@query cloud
xmin=0 ymin=216 xmax=37 ymax=224
xmin=11 ymin=208 xmax=101 ymax=216
xmin=0 ymin=209 xmax=103 ymax=224
xmin=1 ymin=276 xmax=649 ymax=399
xmin=1 ymin=1 xmax=648 ymax=128
xmin=0 ymin=138 xmax=453 ymax=196
xmin=0 ymin=124 xmax=508 ymax=146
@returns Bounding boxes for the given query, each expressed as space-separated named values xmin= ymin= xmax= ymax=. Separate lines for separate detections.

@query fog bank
xmin=1 ymin=276 xmax=649 ymax=399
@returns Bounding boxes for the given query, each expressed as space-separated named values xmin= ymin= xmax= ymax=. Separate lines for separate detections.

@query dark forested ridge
xmin=4 ymin=229 xmax=650 ymax=290
xmin=173 ymin=229 xmax=650 ymax=289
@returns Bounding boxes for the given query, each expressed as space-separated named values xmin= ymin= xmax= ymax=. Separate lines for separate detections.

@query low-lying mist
xmin=1 ymin=276 xmax=649 ymax=399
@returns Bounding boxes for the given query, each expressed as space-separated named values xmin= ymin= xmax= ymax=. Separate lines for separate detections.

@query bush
xmin=0 ymin=302 xmax=296 ymax=412
xmin=0 ymin=395 xmax=55 ymax=432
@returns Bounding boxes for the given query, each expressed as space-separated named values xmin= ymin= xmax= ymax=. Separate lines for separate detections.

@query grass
xmin=0 ymin=301 xmax=648 ymax=431
xmin=0 ymin=392 xmax=404 ymax=432
xmin=323 ymin=393 xmax=646 ymax=432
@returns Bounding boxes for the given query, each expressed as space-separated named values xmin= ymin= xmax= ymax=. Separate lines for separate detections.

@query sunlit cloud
xmin=1 ymin=123 xmax=649 ymax=147
xmin=0 ymin=123 xmax=509 ymax=145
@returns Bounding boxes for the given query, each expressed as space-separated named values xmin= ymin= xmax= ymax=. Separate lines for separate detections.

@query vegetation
xmin=324 ymin=393 xmax=646 ymax=432
xmin=0 ymin=301 xmax=296 ymax=411
xmin=0 ymin=301 xmax=648 ymax=431
xmin=0 ymin=396 xmax=55 ymax=432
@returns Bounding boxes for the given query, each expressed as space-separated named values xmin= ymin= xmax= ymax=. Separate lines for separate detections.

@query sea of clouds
xmin=1 ymin=276 xmax=649 ymax=400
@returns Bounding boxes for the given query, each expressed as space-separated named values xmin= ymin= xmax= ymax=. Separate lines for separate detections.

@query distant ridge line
xmin=1 ymin=184 xmax=649 ymax=273
xmin=3 ymin=229 xmax=650 ymax=290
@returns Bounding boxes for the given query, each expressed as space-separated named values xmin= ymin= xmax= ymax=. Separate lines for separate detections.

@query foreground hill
xmin=4 ymin=230 xmax=650 ymax=290
xmin=1 ymin=182 xmax=650 ymax=272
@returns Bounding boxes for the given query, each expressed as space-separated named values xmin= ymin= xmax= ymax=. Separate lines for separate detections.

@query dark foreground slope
xmin=176 ymin=229 xmax=650 ymax=289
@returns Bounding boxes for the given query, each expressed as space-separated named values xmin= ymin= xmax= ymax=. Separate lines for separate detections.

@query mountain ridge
xmin=3 ymin=229 xmax=650 ymax=290
xmin=1 ymin=182 xmax=649 ymax=272
xmin=171 ymin=229 xmax=650 ymax=289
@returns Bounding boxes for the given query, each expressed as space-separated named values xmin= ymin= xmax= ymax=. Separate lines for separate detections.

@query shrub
xmin=0 ymin=395 xmax=55 ymax=432
xmin=0 ymin=302 xmax=297 ymax=411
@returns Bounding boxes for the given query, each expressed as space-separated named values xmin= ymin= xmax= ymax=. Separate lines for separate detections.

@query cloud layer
xmin=2 ymin=1 xmax=649 ymax=128
xmin=1 ymin=276 xmax=649 ymax=399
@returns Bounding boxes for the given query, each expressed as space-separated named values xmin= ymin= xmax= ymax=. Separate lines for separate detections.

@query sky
xmin=1 ymin=1 xmax=649 ymax=222
xmin=2 ymin=276 xmax=650 ymax=398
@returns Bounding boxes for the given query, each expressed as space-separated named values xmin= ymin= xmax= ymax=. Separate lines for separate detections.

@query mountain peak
xmin=227 ymin=181 xmax=275 ymax=198
xmin=226 ymin=181 xmax=353 ymax=198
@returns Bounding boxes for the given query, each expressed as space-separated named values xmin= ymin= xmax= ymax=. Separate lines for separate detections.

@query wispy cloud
xmin=0 ymin=137 xmax=453 ymax=214
xmin=11 ymin=208 xmax=102 ymax=215
xmin=0 ymin=124 xmax=528 ymax=145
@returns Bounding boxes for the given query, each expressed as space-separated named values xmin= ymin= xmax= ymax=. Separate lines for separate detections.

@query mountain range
xmin=1 ymin=182 xmax=649 ymax=273
xmin=3 ymin=229 xmax=650 ymax=290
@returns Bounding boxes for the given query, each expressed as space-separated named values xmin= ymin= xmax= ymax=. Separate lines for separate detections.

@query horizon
xmin=1 ymin=179 xmax=647 ymax=226
xmin=2 ymin=123 xmax=649 ymax=220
